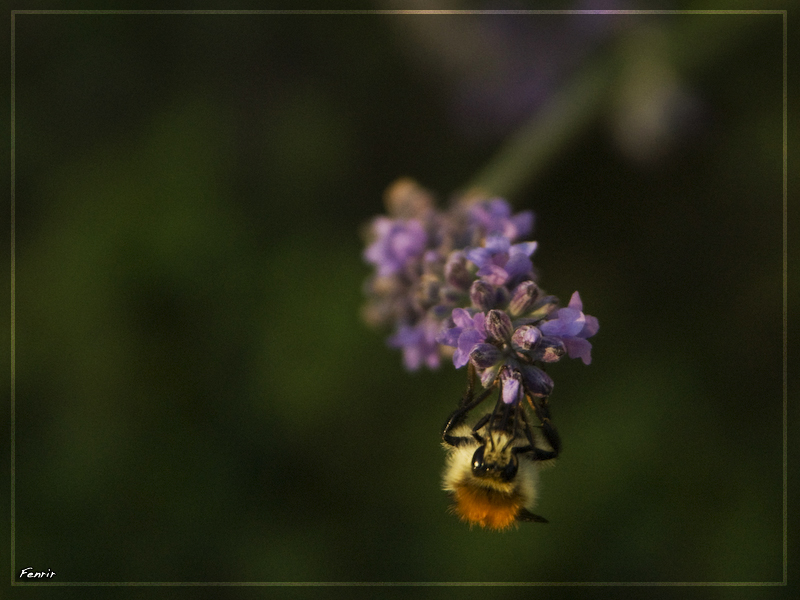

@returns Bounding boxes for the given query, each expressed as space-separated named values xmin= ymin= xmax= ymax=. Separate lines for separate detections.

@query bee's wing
xmin=517 ymin=508 xmax=549 ymax=524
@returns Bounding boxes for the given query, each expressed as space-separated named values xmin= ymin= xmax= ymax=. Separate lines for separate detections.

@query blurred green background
xmin=5 ymin=3 xmax=796 ymax=597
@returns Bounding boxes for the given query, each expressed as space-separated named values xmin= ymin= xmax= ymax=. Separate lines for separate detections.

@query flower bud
xmin=470 ymin=280 xmax=496 ymax=311
xmin=444 ymin=251 xmax=472 ymax=291
xmin=469 ymin=343 xmax=501 ymax=370
xmin=413 ymin=274 xmax=441 ymax=310
xmin=384 ymin=178 xmax=434 ymax=218
xmin=508 ymin=281 xmax=540 ymax=317
xmin=500 ymin=367 xmax=523 ymax=405
xmin=485 ymin=309 xmax=513 ymax=344
xmin=524 ymin=295 xmax=560 ymax=322
xmin=469 ymin=343 xmax=503 ymax=388
xmin=519 ymin=364 xmax=554 ymax=398
xmin=535 ymin=336 xmax=566 ymax=363
xmin=511 ymin=325 xmax=541 ymax=351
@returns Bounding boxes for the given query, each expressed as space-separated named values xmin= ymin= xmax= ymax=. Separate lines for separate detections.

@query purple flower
xmin=363 ymin=217 xmax=427 ymax=277
xmin=539 ymin=291 xmax=599 ymax=365
xmin=469 ymin=343 xmax=503 ymax=387
xmin=465 ymin=236 xmax=537 ymax=286
xmin=388 ymin=318 xmax=442 ymax=371
xmin=500 ymin=367 xmax=523 ymax=405
xmin=511 ymin=324 xmax=541 ymax=351
xmin=362 ymin=179 xmax=599 ymax=380
xmin=468 ymin=198 xmax=534 ymax=241
xmin=469 ymin=198 xmax=533 ymax=241
xmin=437 ymin=308 xmax=486 ymax=368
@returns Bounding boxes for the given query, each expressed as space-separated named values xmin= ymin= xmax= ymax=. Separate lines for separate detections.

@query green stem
xmin=465 ymin=54 xmax=614 ymax=200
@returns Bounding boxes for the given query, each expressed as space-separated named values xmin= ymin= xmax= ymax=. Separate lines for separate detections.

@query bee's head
xmin=470 ymin=432 xmax=519 ymax=482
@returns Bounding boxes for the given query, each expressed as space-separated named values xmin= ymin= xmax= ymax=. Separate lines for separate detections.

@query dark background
xmin=4 ymin=2 xmax=796 ymax=598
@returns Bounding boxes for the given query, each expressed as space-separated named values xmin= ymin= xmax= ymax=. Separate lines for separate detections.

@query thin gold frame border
xmin=8 ymin=8 xmax=789 ymax=588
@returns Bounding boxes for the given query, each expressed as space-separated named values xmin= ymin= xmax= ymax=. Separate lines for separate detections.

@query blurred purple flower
xmin=383 ymin=7 xmax=620 ymax=141
xmin=468 ymin=198 xmax=534 ymax=241
xmin=363 ymin=217 xmax=427 ymax=277
xmin=466 ymin=236 xmax=537 ymax=286
xmin=388 ymin=317 xmax=442 ymax=371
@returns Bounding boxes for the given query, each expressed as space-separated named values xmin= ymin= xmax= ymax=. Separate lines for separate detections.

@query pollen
xmin=452 ymin=483 xmax=523 ymax=530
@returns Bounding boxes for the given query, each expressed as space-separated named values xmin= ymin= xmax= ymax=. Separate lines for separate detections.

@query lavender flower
xmin=388 ymin=317 xmax=442 ymax=372
xmin=436 ymin=308 xmax=486 ymax=369
xmin=363 ymin=217 xmax=427 ymax=277
xmin=468 ymin=198 xmax=534 ymax=241
xmin=500 ymin=366 xmax=523 ymax=405
xmin=362 ymin=178 xmax=598 ymax=404
xmin=539 ymin=292 xmax=599 ymax=365
xmin=465 ymin=236 xmax=537 ymax=287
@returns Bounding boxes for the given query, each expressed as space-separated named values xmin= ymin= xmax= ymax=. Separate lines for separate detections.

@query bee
xmin=441 ymin=365 xmax=561 ymax=530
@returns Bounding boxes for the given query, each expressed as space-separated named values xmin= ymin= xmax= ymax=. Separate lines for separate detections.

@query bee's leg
xmin=457 ymin=362 xmax=478 ymax=408
xmin=475 ymin=392 xmax=508 ymax=436
xmin=442 ymin=386 xmax=494 ymax=446
xmin=519 ymin=395 xmax=560 ymax=460
xmin=515 ymin=403 xmax=537 ymax=450
xmin=537 ymin=417 xmax=561 ymax=459
xmin=526 ymin=392 xmax=552 ymax=422
xmin=442 ymin=364 xmax=495 ymax=447
xmin=471 ymin=412 xmax=491 ymax=435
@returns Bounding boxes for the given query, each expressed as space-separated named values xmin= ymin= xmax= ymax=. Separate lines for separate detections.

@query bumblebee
xmin=441 ymin=366 xmax=561 ymax=530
